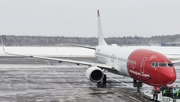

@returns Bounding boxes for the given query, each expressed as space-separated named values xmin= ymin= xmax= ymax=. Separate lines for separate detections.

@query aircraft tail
xmin=97 ymin=10 xmax=107 ymax=46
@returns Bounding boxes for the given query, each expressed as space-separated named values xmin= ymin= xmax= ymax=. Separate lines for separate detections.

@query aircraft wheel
xmin=133 ymin=79 xmax=137 ymax=87
xmin=136 ymin=82 xmax=142 ymax=93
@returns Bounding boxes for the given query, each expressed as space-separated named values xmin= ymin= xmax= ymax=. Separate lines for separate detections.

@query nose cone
xmin=159 ymin=68 xmax=176 ymax=84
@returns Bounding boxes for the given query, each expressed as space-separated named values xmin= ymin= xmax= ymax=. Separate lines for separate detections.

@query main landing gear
xmin=133 ymin=79 xmax=143 ymax=93
xmin=97 ymin=74 xmax=107 ymax=88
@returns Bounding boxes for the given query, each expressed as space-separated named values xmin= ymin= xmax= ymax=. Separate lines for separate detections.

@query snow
xmin=0 ymin=47 xmax=95 ymax=57
xmin=1 ymin=46 xmax=180 ymax=58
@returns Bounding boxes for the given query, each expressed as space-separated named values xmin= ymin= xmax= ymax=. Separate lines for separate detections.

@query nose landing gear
xmin=133 ymin=79 xmax=143 ymax=93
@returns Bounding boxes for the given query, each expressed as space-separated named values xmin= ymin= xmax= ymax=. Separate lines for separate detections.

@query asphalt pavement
xmin=0 ymin=56 xmax=174 ymax=102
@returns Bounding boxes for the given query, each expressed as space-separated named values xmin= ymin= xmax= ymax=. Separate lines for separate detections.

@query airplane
xmin=1 ymin=10 xmax=177 ymax=101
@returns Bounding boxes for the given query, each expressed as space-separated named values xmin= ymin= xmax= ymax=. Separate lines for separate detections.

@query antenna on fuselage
xmin=97 ymin=10 xmax=107 ymax=46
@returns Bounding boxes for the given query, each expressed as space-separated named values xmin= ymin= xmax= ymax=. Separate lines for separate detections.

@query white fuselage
xmin=94 ymin=45 xmax=180 ymax=77
xmin=95 ymin=45 xmax=135 ymax=77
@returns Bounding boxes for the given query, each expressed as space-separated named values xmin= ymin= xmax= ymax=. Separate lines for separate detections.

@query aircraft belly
xmin=116 ymin=61 xmax=130 ymax=77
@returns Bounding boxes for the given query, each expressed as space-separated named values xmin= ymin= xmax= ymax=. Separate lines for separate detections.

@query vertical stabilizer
xmin=97 ymin=10 xmax=107 ymax=46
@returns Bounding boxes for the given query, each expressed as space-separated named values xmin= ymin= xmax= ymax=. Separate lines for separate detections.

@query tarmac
xmin=1 ymin=56 xmax=179 ymax=102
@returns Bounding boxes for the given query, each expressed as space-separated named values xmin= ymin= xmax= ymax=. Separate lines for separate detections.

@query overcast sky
xmin=0 ymin=0 xmax=180 ymax=37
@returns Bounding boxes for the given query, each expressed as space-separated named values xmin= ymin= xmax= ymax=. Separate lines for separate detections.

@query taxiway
xmin=1 ymin=56 xmax=178 ymax=102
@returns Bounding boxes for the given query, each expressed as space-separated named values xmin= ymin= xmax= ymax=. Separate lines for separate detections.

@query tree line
xmin=1 ymin=34 xmax=180 ymax=46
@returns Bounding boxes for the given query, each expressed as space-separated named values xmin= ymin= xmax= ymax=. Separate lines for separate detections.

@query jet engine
xmin=86 ymin=67 xmax=104 ymax=83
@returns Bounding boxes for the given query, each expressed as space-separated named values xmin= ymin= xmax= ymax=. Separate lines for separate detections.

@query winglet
xmin=1 ymin=37 xmax=5 ymax=53
xmin=97 ymin=10 xmax=107 ymax=46
xmin=97 ymin=10 xmax=100 ymax=17
xmin=0 ymin=37 xmax=10 ymax=55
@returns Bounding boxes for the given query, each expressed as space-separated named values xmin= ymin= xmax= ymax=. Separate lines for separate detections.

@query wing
xmin=1 ymin=39 xmax=115 ymax=71
xmin=1 ymin=38 xmax=117 ymax=72
xmin=4 ymin=50 xmax=115 ymax=69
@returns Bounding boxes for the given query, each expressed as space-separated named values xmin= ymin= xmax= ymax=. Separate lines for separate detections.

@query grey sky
xmin=0 ymin=0 xmax=180 ymax=37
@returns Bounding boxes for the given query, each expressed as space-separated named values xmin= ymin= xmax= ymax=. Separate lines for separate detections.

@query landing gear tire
xmin=133 ymin=80 xmax=137 ymax=87
xmin=97 ymin=74 xmax=106 ymax=88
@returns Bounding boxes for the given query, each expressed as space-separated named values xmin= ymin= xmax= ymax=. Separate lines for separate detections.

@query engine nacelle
xmin=86 ymin=67 xmax=104 ymax=83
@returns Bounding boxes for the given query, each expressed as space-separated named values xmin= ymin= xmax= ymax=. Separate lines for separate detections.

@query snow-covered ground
xmin=122 ymin=46 xmax=180 ymax=55
xmin=1 ymin=46 xmax=180 ymax=58
xmin=0 ymin=47 xmax=95 ymax=57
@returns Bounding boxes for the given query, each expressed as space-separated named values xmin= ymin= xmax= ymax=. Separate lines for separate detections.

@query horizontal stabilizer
xmin=70 ymin=44 xmax=95 ymax=50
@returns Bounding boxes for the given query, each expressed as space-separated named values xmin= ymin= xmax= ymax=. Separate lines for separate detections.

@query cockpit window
xmin=151 ymin=62 xmax=173 ymax=68
xmin=151 ymin=62 xmax=158 ymax=68
xmin=151 ymin=62 xmax=155 ymax=67
xmin=159 ymin=63 xmax=167 ymax=67
xmin=168 ymin=63 xmax=173 ymax=67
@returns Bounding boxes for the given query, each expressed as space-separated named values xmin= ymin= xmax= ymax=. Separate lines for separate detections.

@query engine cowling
xmin=86 ymin=67 xmax=104 ymax=83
